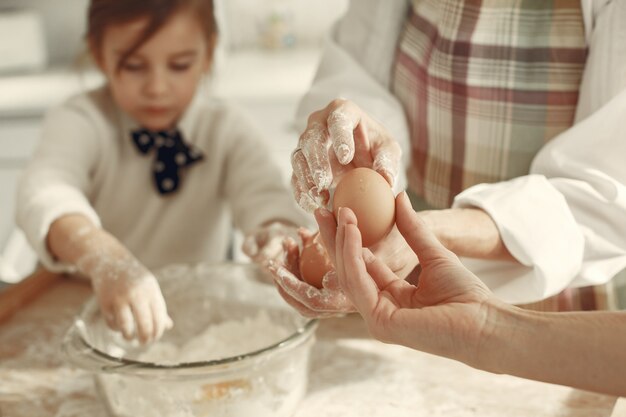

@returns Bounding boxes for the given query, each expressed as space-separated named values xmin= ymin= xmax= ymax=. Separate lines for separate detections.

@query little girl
xmin=16 ymin=0 xmax=308 ymax=344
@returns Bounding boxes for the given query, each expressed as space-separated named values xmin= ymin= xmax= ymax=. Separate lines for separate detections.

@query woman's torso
xmin=392 ymin=0 xmax=587 ymax=208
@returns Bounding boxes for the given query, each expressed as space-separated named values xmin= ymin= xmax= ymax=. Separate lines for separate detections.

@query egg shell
xmin=299 ymin=233 xmax=332 ymax=289
xmin=332 ymin=167 xmax=395 ymax=247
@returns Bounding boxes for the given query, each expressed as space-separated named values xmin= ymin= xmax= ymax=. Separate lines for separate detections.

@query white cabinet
xmin=0 ymin=117 xmax=42 ymax=246
xmin=0 ymin=117 xmax=42 ymax=281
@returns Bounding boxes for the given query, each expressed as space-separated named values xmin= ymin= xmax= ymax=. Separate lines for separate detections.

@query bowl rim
xmin=63 ymin=262 xmax=319 ymax=376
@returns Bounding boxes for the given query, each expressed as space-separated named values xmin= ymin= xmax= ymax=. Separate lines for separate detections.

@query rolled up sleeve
xmin=454 ymin=89 xmax=626 ymax=304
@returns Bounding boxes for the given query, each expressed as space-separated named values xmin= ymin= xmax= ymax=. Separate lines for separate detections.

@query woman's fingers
xmin=395 ymin=192 xmax=453 ymax=264
xmin=267 ymin=261 xmax=351 ymax=315
xmin=282 ymin=237 xmax=300 ymax=273
xmin=291 ymin=148 xmax=322 ymax=211
xmin=292 ymin=100 xmax=402 ymax=213
xmin=291 ymin=173 xmax=319 ymax=213
xmin=361 ymin=248 xmax=402 ymax=290
xmin=327 ymin=102 xmax=360 ymax=165
xmin=340 ymin=222 xmax=380 ymax=315
xmin=372 ymin=141 xmax=402 ymax=187
xmin=315 ymin=207 xmax=337 ymax=264
xmin=299 ymin=121 xmax=332 ymax=191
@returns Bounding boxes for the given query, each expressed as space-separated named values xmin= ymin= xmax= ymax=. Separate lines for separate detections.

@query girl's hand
xmin=47 ymin=215 xmax=173 ymax=345
xmin=79 ymin=253 xmax=172 ymax=344
xmin=242 ymin=221 xmax=298 ymax=264
xmin=292 ymin=99 xmax=402 ymax=212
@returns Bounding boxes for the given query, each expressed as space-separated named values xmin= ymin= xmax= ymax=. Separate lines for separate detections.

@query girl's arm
xmin=47 ymin=213 xmax=172 ymax=343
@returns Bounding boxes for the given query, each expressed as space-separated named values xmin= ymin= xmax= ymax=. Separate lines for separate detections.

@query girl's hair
xmin=87 ymin=0 xmax=217 ymax=72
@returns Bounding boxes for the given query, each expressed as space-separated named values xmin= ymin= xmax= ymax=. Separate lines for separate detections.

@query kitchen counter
xmin=0 ymin=270 xmax=622 ymax=417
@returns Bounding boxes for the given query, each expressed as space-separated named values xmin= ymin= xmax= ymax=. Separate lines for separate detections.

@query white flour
xmin=139 ymin=310 xmax=288 ymax=364
xmin=99 ymin=310 xmax=310 ymax=417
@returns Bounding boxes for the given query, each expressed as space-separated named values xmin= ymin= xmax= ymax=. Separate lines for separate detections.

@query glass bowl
xmin=63 ymin=262 xmax=318 ymax=417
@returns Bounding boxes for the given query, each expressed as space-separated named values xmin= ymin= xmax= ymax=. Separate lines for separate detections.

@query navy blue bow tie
xmin=131 ymin=128 xmax=204 ymax=195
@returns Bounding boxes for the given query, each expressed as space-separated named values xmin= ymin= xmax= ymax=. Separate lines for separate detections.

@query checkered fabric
xmin=393 ymin=0 xmax=615 ymax=311
xmin=393 ymin=0 xmax=587 ymax=208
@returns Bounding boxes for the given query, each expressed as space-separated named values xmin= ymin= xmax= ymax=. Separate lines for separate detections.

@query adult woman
xmin=321 ymin=192 xmax=626 ymax=397
xmin=267 ymin=0 xmax=626 ymax=316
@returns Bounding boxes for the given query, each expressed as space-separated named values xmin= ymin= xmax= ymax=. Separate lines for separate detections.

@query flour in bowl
xmin=139 ymin=309 xmax=291 ymax=364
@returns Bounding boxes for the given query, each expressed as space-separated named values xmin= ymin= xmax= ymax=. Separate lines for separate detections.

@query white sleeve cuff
xmin=452 ymin=175 xmax=584 ymax=304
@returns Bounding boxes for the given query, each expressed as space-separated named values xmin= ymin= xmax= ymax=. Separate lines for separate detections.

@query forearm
xmin=478 ymin=300 xmax=626 ymax=396
xmin=419 ymin=208 xmax=516 ymax=262
xmin=47 ymin=214 xmax=134 ymax=275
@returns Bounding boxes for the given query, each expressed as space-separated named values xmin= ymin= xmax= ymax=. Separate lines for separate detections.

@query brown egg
xmin=332 ymin=167 xmax=395 ymax=247
xmin=299 ymin=232 xmax=332 ymax=289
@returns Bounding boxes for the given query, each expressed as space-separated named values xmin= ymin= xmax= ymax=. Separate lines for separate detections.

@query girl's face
xmin=96 ymin=9 xmax=212 ymax=131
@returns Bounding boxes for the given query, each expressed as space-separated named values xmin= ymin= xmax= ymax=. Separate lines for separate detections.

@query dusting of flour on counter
xmin=140 ymin=310 xmax=291 ymax=364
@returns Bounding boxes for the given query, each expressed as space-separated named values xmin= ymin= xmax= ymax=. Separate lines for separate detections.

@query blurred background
xmin=1 ymin=1 xmax=624 ymax=307
xmin=0 ymin=0 xmax=348 ymax=282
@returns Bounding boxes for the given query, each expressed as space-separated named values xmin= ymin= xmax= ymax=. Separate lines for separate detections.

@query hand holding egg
xmin=264 ymin=226 xmax=355 ymax=318
xmin=291 ymin=99 xmax=402 ymax=212
xmin=299 ymin=167 xmax=395 ymax=289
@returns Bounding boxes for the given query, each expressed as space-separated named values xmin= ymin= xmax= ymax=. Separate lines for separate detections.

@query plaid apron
xmin=392 ymin=0 xmax=616 ymax=311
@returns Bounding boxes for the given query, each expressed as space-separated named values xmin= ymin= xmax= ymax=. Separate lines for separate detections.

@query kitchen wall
xmin=0 ymin=0 xmax=347 ymax=69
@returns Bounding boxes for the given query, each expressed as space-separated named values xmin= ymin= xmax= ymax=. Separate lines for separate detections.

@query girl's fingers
xmin=131 ymin=299 xmax=154 ymax=344
xmin=150 ymin=294 xmax=172 ymax=341
xmin=115 ymin=303 xmax=135 ymax=340
xmin=372 ymin=142 xmax=402 ymax=187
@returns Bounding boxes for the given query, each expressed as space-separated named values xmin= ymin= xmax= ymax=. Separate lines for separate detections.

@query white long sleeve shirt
xmin=17 ymin=86 xmax=309 ymax=273
xmin=296 ymin=0 xmax=626 ymax=304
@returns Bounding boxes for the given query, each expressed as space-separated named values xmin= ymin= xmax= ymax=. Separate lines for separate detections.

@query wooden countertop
xmin=0 ymin=270 xmax=623 ymax=417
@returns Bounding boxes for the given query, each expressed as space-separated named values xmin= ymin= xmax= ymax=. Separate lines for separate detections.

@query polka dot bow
xmin=131 ymin=128 xmax=204 ymax=195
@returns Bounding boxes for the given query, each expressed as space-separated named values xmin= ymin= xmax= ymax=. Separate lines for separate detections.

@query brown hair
xmin=87 ymin=0 xmax=218 ymax=72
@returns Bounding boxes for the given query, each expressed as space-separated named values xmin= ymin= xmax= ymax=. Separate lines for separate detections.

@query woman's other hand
xmin=263 ymin=226 xmax=356 ymax=318
xmin=335 ymin=192 xmax=494 ymax=363
xmin=292 ymin=99 xmax=402 ymax=212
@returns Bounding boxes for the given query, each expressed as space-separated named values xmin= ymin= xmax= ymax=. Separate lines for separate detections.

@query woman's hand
xmin=334 ymin=192 xmax=495 ymax=363
xmin=264 ymin=226 xmax=356 ymax=318
xmin=263 ymin=207 xmax=419 ymax=318
xmin=292 ymin=99 xmax=402 ymax=212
